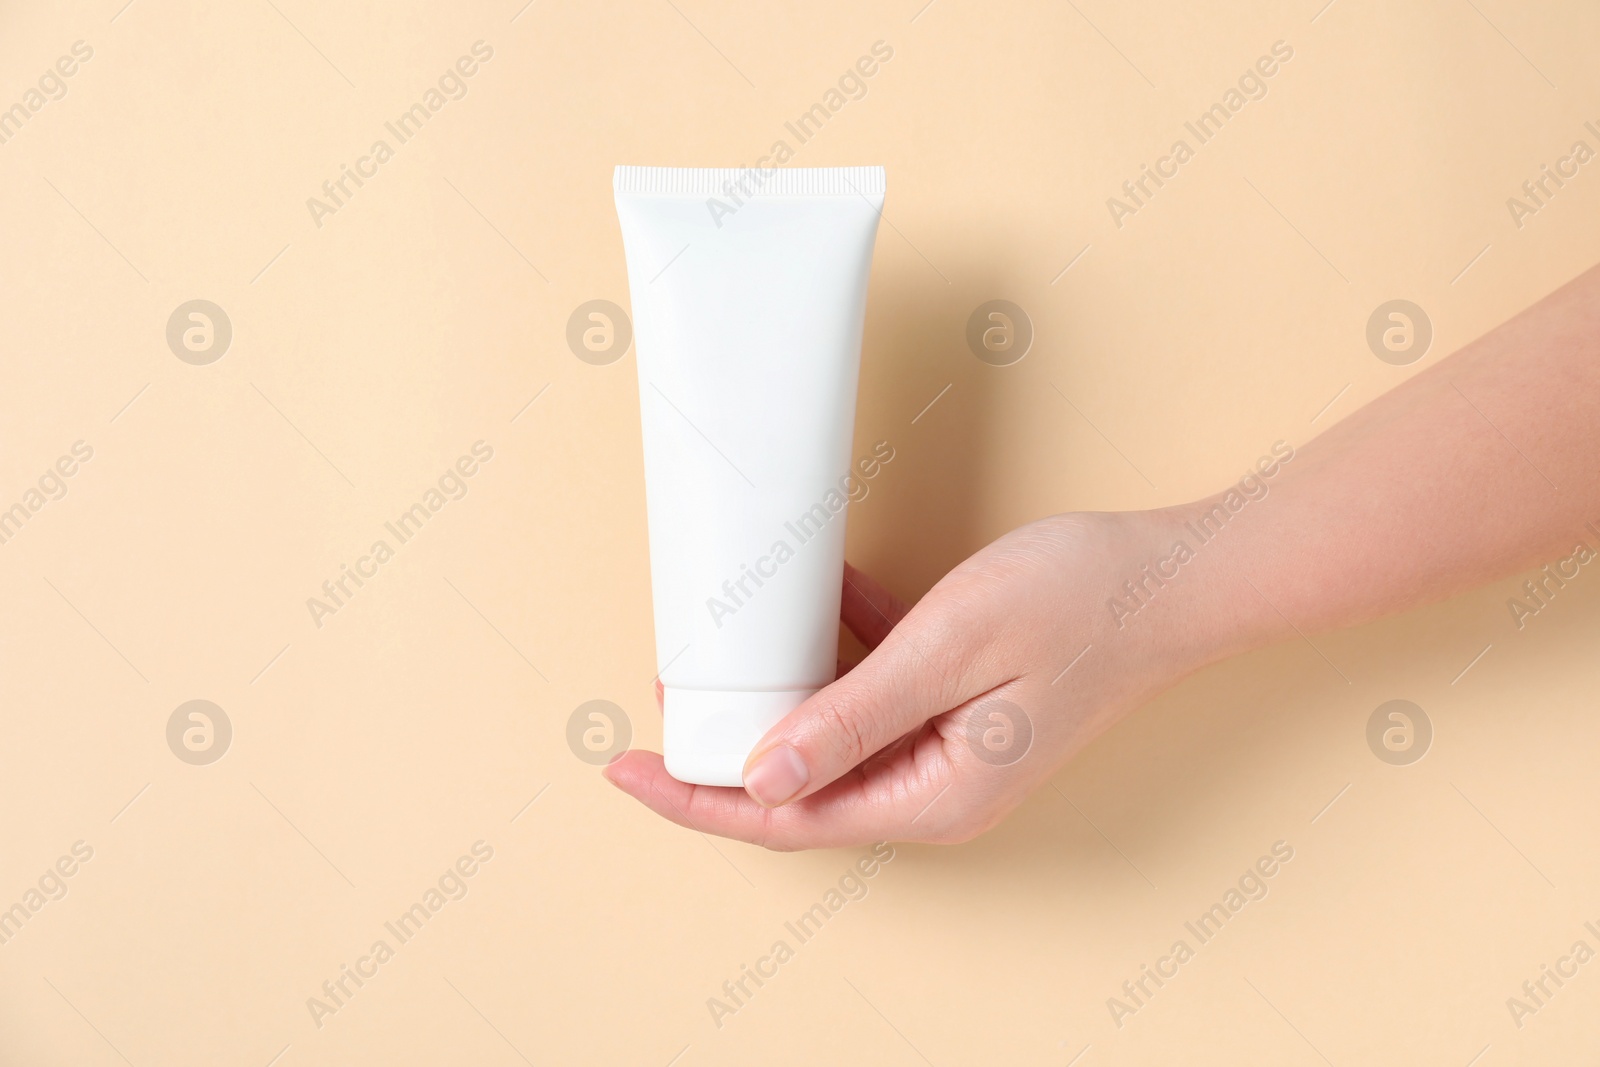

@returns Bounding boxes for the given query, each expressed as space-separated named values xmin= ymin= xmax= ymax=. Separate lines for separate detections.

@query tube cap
xmin=662 ymin=687 xmax=815 ymax=787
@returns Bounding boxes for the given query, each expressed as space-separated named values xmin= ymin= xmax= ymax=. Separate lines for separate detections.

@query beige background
xmin=2 ymin=0 xmax=1599 ymax=1063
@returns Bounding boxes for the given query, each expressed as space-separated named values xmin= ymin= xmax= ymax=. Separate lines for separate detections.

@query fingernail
xmin=743 ymin=745 xmax=809 ymax=807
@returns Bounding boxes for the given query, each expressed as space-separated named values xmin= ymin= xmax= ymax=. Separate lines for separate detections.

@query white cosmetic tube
xmin=613 ymin=165 xmax=885 ymax=786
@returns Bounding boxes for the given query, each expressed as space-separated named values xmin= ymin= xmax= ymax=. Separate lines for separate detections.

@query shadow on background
xmin=846 ymin=258 xmax=1026 ymax=611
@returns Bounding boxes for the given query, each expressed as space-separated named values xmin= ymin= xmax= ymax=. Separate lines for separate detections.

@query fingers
xmin=840 ymin=561 xmax=910 ymax=650
xmin=742 ymin=588 xmax=998 ymax=808
xmin=603 ymin=732 xmax=956 ymax=849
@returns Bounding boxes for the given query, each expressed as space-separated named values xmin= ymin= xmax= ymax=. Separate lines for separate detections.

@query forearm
xmin=614 ymin=264 xmax=1600 ymax=848
xmin=1182 ymin=263 xmax=1600 ymax=663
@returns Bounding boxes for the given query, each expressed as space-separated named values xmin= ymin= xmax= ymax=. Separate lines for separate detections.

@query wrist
xmin=1116 ymin=501 xmax=1287 ymax=677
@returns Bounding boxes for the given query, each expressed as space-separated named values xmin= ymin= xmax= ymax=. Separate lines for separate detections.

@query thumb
xmin=740 ymin=598 xmax=989 ymax=807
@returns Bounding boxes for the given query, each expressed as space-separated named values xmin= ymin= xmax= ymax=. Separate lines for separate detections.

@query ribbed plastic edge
xmin=614 ymin=165 xmax=885 ymax=197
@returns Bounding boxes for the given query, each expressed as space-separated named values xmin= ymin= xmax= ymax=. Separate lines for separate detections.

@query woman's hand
xmin=604 ymin=509 xmax=1233 ymax=849
xmin=605 ymin=262 xmax=1600 ymax=850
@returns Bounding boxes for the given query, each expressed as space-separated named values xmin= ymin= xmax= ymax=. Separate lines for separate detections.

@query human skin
xmin=604 ymin=263 xmax=1600 ymax=850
